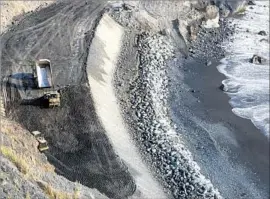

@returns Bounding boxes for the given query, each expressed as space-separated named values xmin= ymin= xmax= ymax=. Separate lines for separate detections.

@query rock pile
xmin=128 ymin=32 xmax=221 ymax=199
xmin=189 ymin=19 xmax=233 ymax=62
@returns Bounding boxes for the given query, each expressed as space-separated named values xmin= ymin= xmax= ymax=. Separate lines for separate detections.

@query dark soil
xmin=1 ymin=1 xmax=135 ymax=198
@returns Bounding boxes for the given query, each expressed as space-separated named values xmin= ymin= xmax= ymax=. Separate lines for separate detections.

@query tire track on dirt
xmin=1 ymin=1 xmax=136 ymax=198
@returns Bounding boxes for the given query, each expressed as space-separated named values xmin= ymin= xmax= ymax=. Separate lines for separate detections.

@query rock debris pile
xmin=188 ymin=19 xmax=233 ymax=62
xmin=128 ymin=32 xmax=221 ymax=198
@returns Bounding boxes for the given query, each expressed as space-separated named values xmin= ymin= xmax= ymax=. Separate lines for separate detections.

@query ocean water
xmin=217 ymin=1 xmax=269 ymax=137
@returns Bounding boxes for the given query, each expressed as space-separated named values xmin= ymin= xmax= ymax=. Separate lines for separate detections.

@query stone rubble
xmin=188 ymin=19 xmax=234 ymax=63
xmin=127 ymin=32 xmax=222 ymax=199
xmin=202 ymin=5 xmax=220 ymax=29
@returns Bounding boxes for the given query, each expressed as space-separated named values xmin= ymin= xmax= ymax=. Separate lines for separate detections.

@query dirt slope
xmin=0 ymin=117 xmax=108 ymax=199
xmin=0 ymin=1 xmax=55 ymax=34
xmin=1 ymin=1 xmax=136 ymax=198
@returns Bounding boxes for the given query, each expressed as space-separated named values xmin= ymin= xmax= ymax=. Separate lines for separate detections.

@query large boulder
xmin=249 ymin=55 xmax=266 ymax=64
xmin=205 ymin=5 xmax=219 ymax=19
xmin=258 ymin=31 xmax=267 ymax=36
xmin=203 ymin=5 xmax=220 ymax=28
xmin=218 ymin=3 xmax=231 ymax=18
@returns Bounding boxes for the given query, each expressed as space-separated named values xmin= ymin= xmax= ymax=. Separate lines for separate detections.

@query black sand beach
xmin=168 ymin=39 xmax=269 ymax=198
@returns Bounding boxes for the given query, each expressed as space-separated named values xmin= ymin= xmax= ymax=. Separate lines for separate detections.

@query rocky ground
xmin=115 ymin=32 xmax=221 ymax=198
xmin=188 ymin=19 xmax=235 ymax=63
xmin=114 ymin=31 xmax=222 ymax=199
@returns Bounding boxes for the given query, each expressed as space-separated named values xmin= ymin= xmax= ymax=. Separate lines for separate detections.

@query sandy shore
xmin=87 ymin=14 xmax=167 ymax=199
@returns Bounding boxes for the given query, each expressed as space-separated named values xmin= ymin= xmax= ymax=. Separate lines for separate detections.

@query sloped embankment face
xmin=0 ymin=1 xmax=135 ymax=198
xmin=87 ymin=13 xmax=166 ymax=199
xmin=0 ymin=118 xmax=108 ymax=199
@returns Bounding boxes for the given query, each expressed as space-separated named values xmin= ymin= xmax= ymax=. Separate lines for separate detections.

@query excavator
xmin=32 ymin=59 xmax=61 ymax=108
xmin=29 ymin=59 xmax=60 ymax=152
xmin=31 ymin=131 xmax=49 ymax=152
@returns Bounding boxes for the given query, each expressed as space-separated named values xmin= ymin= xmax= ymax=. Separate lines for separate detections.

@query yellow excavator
xmin=31 ymin=131 xmax=49 ymax=152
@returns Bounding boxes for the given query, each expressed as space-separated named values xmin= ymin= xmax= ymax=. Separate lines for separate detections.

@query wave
xmin=217 ymin=1 xmax=269 ymax=137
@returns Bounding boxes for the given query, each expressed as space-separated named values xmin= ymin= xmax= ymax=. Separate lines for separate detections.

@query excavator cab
xmin=43 ymin=91 xmax=60 ymax=108
xmin=31 ymin=131 xmax=49 ymax=152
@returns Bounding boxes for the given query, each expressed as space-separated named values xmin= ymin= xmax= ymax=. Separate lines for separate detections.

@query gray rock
xmin=219 ymin=3 xmax=231 ymax=18
xmin=247 ymin=1 xmax=256 ymax=5
xmin=258 ymin=31 xmax=267 ymax=36
xmin=205 ymin=5 xmax=219 ymax=20
xmin=206 ymin=60 xmax=212 ymax=66
xmin=249 ymin=54 xmax=265 ymax=64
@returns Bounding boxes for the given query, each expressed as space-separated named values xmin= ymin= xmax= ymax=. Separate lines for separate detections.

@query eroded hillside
xmin=0 ymin=117 xmax=108 ymax=199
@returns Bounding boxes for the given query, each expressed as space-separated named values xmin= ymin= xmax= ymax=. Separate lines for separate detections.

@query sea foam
xmin=217 ymin=1 xmax=269 ymax=137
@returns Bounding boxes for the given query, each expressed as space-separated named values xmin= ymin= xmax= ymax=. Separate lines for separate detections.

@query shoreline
xmin=114 ymin=15 xmax=269 ymax=198
xmin=169 ymin=57 xmax=269 ymax=198
xmin=167 ymin=20 xmax=269 ymax=198
xmin=217 ymin=0 xmax=270 ymax=137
